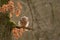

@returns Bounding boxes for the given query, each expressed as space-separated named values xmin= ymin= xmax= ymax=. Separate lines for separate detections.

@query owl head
xmin=18 ymin=16 xmax=29 ymax=27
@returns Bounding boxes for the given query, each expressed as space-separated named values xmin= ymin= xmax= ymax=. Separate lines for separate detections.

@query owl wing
xmin=25 ymin=21 xmax=29 ymax=27
xmin=18 ymin=21 xmax=21 ymax=27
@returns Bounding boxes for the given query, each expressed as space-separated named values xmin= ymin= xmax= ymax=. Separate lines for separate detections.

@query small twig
xmin=15 ymin=26 xmax=33 ymax=31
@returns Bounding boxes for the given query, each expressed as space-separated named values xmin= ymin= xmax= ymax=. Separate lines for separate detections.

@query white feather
xmin=25 ymin=21 xmax=29 ymax=27
xmin=18 ymin=21 xmax=21 ymax=27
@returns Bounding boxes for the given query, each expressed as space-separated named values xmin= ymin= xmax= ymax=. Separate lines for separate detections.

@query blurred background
xmin=0 ymin=0 xmax=60 ymax=40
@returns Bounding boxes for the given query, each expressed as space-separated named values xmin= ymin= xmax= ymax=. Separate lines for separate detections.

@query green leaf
xmin=0 ymin=0 xmax=9 ymax=6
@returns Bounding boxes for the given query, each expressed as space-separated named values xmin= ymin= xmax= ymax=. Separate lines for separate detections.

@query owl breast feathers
xmin=18 ymin=16 xmax=29 ymax=27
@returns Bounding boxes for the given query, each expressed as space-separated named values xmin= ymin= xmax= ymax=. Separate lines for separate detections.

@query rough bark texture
xmin=13 ymin=0 xmax=60 ymax=40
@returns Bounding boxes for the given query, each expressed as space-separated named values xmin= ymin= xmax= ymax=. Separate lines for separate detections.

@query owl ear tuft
xmin=21 ymin=16 xmax=28 ymax=21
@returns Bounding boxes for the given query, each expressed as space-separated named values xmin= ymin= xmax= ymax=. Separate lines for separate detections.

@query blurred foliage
xmin=0 ymin=0 xmax=16 ymax=31
xmin=0 ymin=12 xmax=15 ymax=31
xmin=0 ymin=0 xmax=9 ymax=6
xmin=0 ymin=1 xmax=16 ymax=40
xmin=0 ymin=12 xmax=15 ymax=40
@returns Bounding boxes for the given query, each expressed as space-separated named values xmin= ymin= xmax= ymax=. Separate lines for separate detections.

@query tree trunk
xmin=14 ymin=0 xmax=60 ymax=40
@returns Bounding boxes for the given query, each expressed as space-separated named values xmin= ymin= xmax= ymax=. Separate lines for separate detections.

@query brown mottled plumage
xmin=17 ymin=16 xmax=32 ymax=31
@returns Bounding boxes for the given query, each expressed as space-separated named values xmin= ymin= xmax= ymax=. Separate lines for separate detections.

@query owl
xmin=12 ymin=16 xmax=32 ymax=38
xmin=17 ymin=16 xmax=32 ymax=31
